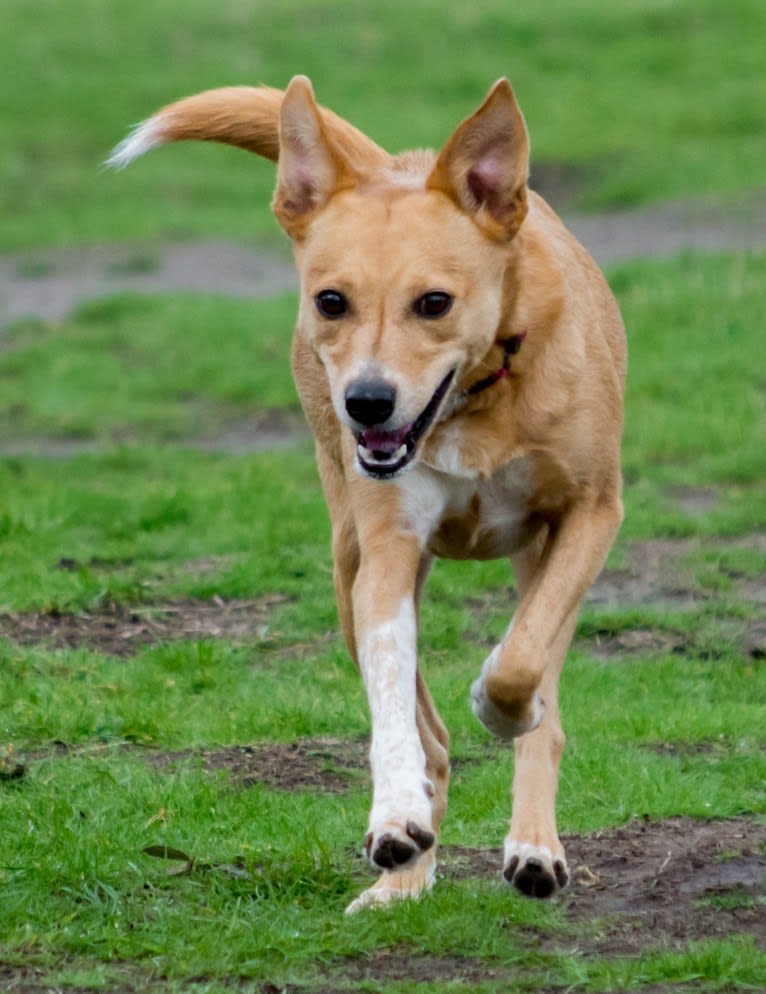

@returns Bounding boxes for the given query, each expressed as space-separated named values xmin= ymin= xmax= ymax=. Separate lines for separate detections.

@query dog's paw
xmin=471 ymin=667 xmax=544 ymax=739
xmin=365 ymin=819 xmax=435 ymax=871
xmin=503 ymin=839 xmax=569 ymax=899
xmin=346 ymin=849 xmax=437 ymax=914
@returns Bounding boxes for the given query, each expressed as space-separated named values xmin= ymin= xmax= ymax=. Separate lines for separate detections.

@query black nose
xmin=344 ymin=379 xmax=396 ymax=426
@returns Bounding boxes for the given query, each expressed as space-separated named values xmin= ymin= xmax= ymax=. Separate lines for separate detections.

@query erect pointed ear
xmin=426 ymin=79 xmax=530 ymax=241
xmin=272 ymin=75 xmax=355 ymax=238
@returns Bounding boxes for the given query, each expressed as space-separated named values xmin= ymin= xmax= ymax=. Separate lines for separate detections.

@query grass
xmin=1 ymin=248 xmax=765 ymax=991
xmin=2 ymin=4 xmax=766 ymax=984
xmin=1 ymin=0 xmax=765 ymax=250
xmin=0 ymin=294 xmax=300 ymax=444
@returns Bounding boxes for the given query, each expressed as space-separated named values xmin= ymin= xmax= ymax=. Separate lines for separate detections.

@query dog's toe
xmin=503 ymin=840 xmax=568 ymax=899
xmin=366 ymin=821 xmax=435 ymax=870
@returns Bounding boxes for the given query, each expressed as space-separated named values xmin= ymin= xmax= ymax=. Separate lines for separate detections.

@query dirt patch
xmin=0 ymin=595 xmax=292 ymax=658
xmin=337 ymin=951 xmax=522 ymax=987
xmin=0 ymin=240 xmax=297 ymax=327
xmin=664 ymin=484 xmax=720 ymax=518
xmin=589 ymin=538 xmax=704 ymax=610
xmin=18 ymin=738 xmax=367 ymax=794
xmin=582 ymin=625 xmax=688 ymax=660
xmin=0 ymin=407 xmax=310 ymax=458
xmin=443 ymin=816 xmax=766 ymax=955
xmin=190 ymin=408 xmax=310 ymax=454
xmin=465 ymin=533 xmax=766 ymax=658
xmin=145 ymin=738 xmax=367 ymax=793
xmin=564 ymin=190 xmax=766 ymax=266
xmin=0 ymin=964 xmax=144 ymax=994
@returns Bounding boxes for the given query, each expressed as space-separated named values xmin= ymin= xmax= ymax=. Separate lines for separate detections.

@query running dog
xmin=109 ymin=77 xmax=626 ymax=913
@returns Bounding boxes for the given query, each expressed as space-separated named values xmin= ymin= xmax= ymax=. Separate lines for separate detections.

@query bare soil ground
xmin=445 ymin=817 xmax=766 ymax=955
xmin=0 ymin=595 xmax=292 ymax=658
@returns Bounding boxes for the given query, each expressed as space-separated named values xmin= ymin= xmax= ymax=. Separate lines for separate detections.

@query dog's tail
xmin=105 ymin=85 xmax=388 ymax=170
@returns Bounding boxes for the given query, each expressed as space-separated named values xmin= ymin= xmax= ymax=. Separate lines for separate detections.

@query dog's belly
xmin=405 ymin=455 xmax=538 ymax=561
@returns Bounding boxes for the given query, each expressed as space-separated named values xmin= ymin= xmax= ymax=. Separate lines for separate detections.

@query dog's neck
xmin=462 ymin=334 xmax=526 ymax=398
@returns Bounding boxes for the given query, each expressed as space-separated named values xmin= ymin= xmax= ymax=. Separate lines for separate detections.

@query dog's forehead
xmin=301 ymin=189 xmax=491 ymax=285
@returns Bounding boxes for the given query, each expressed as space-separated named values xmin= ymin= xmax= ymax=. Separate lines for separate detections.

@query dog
xmin=109 ymin=77 xmax=626 ymax=913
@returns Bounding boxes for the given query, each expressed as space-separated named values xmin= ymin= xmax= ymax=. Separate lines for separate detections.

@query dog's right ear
xmin=272 ymin=76 xmax=357 ymax=238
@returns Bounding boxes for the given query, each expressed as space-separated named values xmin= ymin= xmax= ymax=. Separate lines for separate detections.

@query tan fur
xmin=113 ymin=76 xmax=625 ymax=913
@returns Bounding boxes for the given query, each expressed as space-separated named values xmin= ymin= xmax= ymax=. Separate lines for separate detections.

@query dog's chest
xmin=399 ymin=456 xmax=536 ymax=560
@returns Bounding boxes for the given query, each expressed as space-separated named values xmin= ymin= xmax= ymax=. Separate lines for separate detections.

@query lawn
xmin=1 ymin=0 xmax=765 ymax=249
xmin=1 ymin=2 xmax=765 ymax=991
xmin=1 ymin=251 xmax=764 ymax=992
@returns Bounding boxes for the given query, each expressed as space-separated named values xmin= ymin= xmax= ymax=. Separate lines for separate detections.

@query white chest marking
xmin=398 ymin=455 xmax=533 ymax=553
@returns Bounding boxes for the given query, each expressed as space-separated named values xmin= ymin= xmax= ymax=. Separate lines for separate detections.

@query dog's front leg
xmin=340 ymin=481 xmax=441 ymax=913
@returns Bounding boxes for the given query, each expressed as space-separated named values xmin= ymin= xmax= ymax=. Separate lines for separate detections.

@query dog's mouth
xmin=355 ymin=369 xmax=455 ymax=479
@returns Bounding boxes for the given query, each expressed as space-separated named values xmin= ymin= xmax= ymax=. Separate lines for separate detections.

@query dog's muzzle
xmin=352 ymin=369 xmax=455 ymax=479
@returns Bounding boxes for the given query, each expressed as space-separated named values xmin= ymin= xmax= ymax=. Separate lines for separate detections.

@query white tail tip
xmin=105 ymin=117 xmax=164 ymax=169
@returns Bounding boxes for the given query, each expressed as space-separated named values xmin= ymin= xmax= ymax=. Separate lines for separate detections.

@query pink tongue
xmin=360 ymin=424 xmax=410 ymax=456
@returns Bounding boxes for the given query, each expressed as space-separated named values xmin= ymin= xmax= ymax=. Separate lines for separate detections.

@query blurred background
xmin=2 ymin=0 xmax=764 ymax=248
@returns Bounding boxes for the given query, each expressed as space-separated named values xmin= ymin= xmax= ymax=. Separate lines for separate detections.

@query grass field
xmin=1 ymin=2 xmax=765 ymax=992
xmin=1 ymin=0 xmax=765 ymax=249
xmin=1 ymin=255 xmax=764 ymax=991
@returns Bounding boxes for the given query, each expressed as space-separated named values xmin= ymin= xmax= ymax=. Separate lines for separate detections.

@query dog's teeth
xmin=358 ymin=443 xmax=407 ymax=466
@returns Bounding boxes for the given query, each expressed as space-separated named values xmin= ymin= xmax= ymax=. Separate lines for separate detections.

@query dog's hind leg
xmin=472 ymin=495 xmax=622 ymax=738
xmin=501 ymin=532 xmax=573 ymax=897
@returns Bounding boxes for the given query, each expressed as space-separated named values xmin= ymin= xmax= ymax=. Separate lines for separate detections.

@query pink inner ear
xmin=467 ymin=154 xmax=504 ymax=207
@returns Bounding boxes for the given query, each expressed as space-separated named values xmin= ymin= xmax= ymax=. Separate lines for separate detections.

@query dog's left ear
xmin=427 ymin=79 xmax=529 ymax=241
xmin=273 ymin=76 xmax=357 ymax=238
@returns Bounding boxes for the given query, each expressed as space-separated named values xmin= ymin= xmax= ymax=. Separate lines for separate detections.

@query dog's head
xmin=109 ymin=77 xmax=530 ymax=479
xmin=276 ymin=77 xmax=529 ymax=479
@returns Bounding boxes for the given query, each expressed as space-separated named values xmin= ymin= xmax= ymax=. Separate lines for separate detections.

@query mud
xmin=443 ymin=816 xmax=766 ymax=955
xmin=145 ymin=739 xmax=367 ymax=793
xmin=0 ymin=595 xmax=291 ymax=658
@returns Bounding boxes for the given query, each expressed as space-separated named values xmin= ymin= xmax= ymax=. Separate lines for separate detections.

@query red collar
xmin=463 ymin=333 xmax=526 ymax=397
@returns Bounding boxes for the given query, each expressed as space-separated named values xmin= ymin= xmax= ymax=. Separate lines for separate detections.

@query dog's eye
xmin=315 ymin=290 xmax=348 ymax=319
xmin=414 ymin=291 xmax=453 ymax=319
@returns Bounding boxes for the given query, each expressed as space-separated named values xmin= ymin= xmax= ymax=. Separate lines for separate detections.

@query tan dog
xmin=110 ymin=77 xmax=625 ymax=913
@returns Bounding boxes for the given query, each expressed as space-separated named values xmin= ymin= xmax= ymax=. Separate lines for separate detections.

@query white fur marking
xmin=105 ymin=117 xmax=164 ymax=170
xmin=359 ymin=599 xmax=431 ymax=834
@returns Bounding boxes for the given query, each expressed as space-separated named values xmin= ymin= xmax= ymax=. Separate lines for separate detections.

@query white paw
xmin=345 ymin=851 xmax=437 ymax=914
xmin=470 ymin=655 xmax=544 ymax=739
xmin=503 ymin=838 xmax=569 ymax=898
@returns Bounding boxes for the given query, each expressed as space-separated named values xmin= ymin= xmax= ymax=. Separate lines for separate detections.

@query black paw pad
xmin=553 ymin=859 xmax=569 ymax=888
xmin=503 ymin=855 xmax=520 ymax=882
xmin=510 ymin=857 xmax=556 ymax=899
xmin=406 ymin=821 xmax=435 ymax=852
xmin=371 ymin=833 xmax=417 ymax=870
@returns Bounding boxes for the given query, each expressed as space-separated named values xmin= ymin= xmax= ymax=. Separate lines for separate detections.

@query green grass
xmin=1 ymin=249 xmax=765 ymax=990
xmin=0 ymin=294 xmax=299 ymax=444
xmin=1 ymin=0 xmax=765 ymax=249
xmin=2 ymin=4 xmax=766 ymax=979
